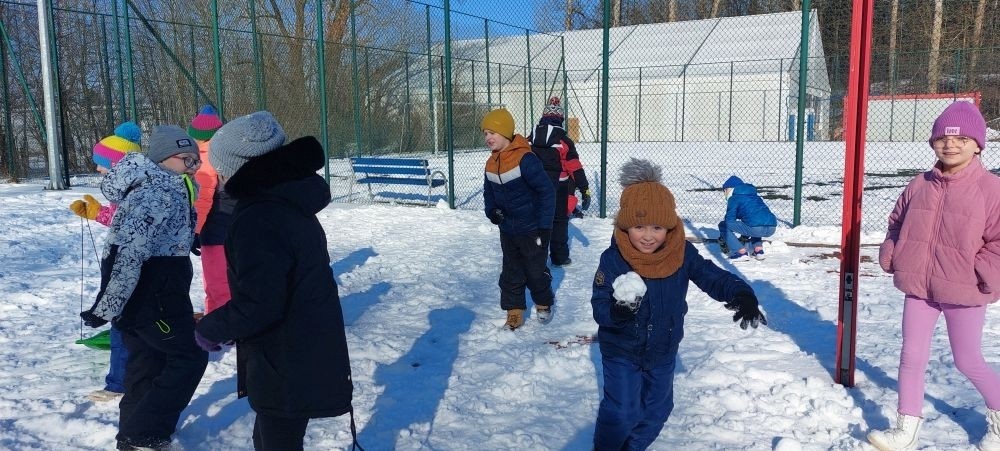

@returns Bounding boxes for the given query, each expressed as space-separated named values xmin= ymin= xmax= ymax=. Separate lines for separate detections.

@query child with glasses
xmin=868 ymin=101 xmax=1000 ymax=451
xmin=79 ymin=125 xmax=208 ymax=450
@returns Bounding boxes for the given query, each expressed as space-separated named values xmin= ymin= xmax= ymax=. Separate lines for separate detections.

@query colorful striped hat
xmin=93 ymin=121 xmax=141 ymax=169
xmin=188 ymin=104 xmax=223 ymax=141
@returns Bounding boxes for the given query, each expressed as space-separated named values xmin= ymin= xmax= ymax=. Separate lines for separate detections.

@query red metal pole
xmin=835 ymin=0 xmax=875 ymax=388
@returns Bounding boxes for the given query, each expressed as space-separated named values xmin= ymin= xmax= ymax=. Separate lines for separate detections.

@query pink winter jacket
xmin=879 ymin=157 xmax=1000 ymax=306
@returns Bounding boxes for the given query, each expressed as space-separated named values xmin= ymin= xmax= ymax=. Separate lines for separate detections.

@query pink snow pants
xmin=200 ymin=244 xmax=231 ymax=314
xmin=897 ymin=295 xmax=1000 ymax=416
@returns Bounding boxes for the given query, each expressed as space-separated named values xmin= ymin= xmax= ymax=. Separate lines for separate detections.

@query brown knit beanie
xmin=615 ymin=158 xmax=679 ymax=230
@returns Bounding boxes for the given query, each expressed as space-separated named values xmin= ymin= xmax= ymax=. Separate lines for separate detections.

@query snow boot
xmin=753 ymin=246 xmax=766 ymax=261
xmin=552 ymin=257 xmax=572 ymax=267
xmin=717 ymin=238 xmax=729 ymax=255
xmin=867 ymin=413 xmax=922 ymax=451
xmin=87 ymin=389 xmax=124 ymax=402
xmin=505 ymin=309 xmax=525 ymax=330
xmin=536 ymin=305 xmax=553 ymax=324
xmin=116 ymin=436 xmax=171 ymax=451
xmin=981 ymin=408 xmax=1000 ymax=451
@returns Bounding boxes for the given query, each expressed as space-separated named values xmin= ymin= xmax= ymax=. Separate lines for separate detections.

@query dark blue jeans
xmin=718 ymin=220 xmax=776 ymax=255
xmin=594 ymin=356 xmax=676 ymax=451
xmin=104 ymin=325 xmax=129 ymax=393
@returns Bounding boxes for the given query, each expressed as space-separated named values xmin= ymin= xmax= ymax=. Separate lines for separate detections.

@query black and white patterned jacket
xmin=92 ymin=153 xmax=197 ymax=320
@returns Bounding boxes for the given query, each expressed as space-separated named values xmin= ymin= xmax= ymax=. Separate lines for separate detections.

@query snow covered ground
xmin=2 ymin=175 xmax=999 ymax=451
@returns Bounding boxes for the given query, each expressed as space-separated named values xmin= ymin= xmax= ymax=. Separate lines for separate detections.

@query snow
xmin=612 ymin=271 xmax=646 ymax=310
xmin=1 ymin=167 xmax=999 ymax=450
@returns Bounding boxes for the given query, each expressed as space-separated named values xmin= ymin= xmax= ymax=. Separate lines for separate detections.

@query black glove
xmin=488 ymin=208 xmax=504 ymax=225
xmin=80 ymin=310 xmax=108 ymax=328
xmin=190 ymin=234 xmax=201 ymax=256
xmin=581 ymin=188 xmax=592 ymax=211
xmin=725 ymin=292 xmax=767 ymax=330
xmin=535 ymin=229 xmax=551 ymax=248
xmin=610 ymin=295 xmax=641 ymax=322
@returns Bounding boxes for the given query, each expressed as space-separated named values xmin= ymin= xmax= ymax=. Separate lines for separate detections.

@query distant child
xmin=718 ymin=175 xmax=777 ymax=261
xmin=79 ymin=125 xmax=208 ymax=450
xmin=867 ymin=101 xmax=1000 ymax=451
xmin=529 ymin=96 xmax=591 ymax=267
xmin=194 ymin=111 xmax=356 ymax=450
xmin=591 ymin=158 xmax=767 ymax=451
xmin=482 ymin=108 xmax=556 ymax=330
xmin=188 ymin=105 xmax=234 ymax=315
xmin=69 ymin=120 xmax=141 ymax=403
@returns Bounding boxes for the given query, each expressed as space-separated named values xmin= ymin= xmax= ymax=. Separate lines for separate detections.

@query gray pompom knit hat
xmin=145 ymin=125 xmax=195 ymax=163
xmin=210 ymin=110 xmax=287 ymax=178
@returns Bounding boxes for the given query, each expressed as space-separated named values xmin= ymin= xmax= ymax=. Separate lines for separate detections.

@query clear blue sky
xmin=419 ymin=0 xmax=557 ymax=35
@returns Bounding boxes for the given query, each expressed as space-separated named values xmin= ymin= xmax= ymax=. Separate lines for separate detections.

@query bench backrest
xmin=350 ymin=157 xmax=431 ymax=177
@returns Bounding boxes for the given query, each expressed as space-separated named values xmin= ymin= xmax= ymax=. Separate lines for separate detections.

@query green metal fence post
xmin=793 ymin=2 xmax=811 ymax=227
xmin=728 ymin=61 xmax=734 ymax=142
xmin=316 ymin=0 xmax=330 ymax=181
xmin=250 ymin=0 xmax=266 ymax=110
xmin=599 ymin=0 xmax=610 ymax=218
xmin=100 ymin=17 xmax=114 ymax=128
xmin=364 ymin=47 xmax=372 ymax=151
xmin=681 ymin=66 xmax=686 ymax=141
xmin=425 ymin=5 xmax=434 ymax=153
xmin=497 ymin=63 xmax=502 ymax=104
xmin=111 ymin=0 xmax=126 ymax=121
xmin=190 ymin=27 xmax=197 ymax=111
xmin=1 ymin=37 xmax=13 ymax=178
xmin=211 ymin=0 xmax=224 ymax=119
xmin=637 ymin=66 xmax=642 ymax=141
xmin=444 ymin=0 xmax=455 ymax=208
xmin=349 ymin=0 xmax=363 ymax=156
xmin=404 ymin=53 xmax=411 ymax=151
xmin=525 ymin=29 xmax=533 ymax=122
xmin=889 ymin=51 xmax=897 ymax=140
xmin=777 ymin=58 xmax=783 ymax=141
xmin=485 ymin=20 xmax=491 ymax=105
xmin=560 ymin=36 xmax=567 ymax=116
xmin=123 ymin=0 xmax=136 ymax=119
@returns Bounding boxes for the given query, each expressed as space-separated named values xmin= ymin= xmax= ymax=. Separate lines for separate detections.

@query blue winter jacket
xmin=484 ymin=135 xmax=556 ymax=235
xmin=592 ymin=239 xmax=752 ymax=369
xmin=725 ymin=183 xmax=777 ymax=227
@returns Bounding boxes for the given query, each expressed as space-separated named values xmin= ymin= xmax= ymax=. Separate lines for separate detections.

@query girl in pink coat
xmin=868 ymin=101 xmax=1000 ymax=451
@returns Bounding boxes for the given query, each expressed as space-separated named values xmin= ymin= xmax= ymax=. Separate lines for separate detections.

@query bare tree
xmin=566 ymin=0 xmax=574 ymax=30
xmin=612 ymin=0 xmax=621 ymax=26
xmin=927 ymin=0 xmax=943 ymax=93
xmin=967 ymin=0 xmax=986 ymax=83
xmin=672 ymin=0 xmax=681 ymax=21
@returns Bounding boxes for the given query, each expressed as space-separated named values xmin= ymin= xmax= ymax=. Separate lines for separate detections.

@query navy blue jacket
xmin=484 ymin=135 xmax=555 ymax=235
xmin=726 ymin=183 xmax=777 ymax=227
xmin=592 ymin=239 xmax=752 ymax=369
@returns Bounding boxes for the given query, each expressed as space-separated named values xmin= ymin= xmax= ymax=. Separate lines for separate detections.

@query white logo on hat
xmin=944 ymin=126 xmax=961 ymax=135
xmin=176 ymin=138 xmax=193 ymax=148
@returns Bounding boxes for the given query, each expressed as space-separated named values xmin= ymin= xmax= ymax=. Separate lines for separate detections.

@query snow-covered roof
xmin=451 ymin=10 xmax=829 ymax=89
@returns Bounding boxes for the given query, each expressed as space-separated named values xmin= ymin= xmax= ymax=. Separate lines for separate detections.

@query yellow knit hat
xmin=481 ymin=108 xmax=515 ymax=140
xmin=615 ymin=158 xmax=679 ymax=231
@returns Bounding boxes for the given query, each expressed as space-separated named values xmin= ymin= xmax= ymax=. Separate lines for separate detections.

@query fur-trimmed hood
xmin=223 ymin=136 xmax=330 ymax=215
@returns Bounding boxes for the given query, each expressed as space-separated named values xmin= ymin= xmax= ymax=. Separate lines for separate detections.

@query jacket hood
xmin=530 ymin=123 xmax=567 ymax=148
xmin=722 ymin=175 xmax=744 ymax=189
xmin=100 ymin=152 xmax=176 ymax=204
xmin=225 ymin=136 xmax=330 ymax=214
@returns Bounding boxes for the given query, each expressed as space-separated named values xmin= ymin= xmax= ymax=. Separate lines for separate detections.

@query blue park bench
xmin=349 ymin=157 xmax=447 ymax=206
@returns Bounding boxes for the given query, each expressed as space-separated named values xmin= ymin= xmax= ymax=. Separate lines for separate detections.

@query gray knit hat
xmin=209 ymin=111 xmax=287 ymax=178
xmin=145 ymin=125 xmax=195 ymax=163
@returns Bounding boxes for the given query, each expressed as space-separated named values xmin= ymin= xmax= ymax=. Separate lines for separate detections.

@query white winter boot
xmin=867 ymin=413 xmax=923 ymax=451
xmin=981 ymin=408 xmax=1000 ymax=451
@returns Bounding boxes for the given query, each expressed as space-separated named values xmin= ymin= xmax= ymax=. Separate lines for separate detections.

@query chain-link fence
xmin=1 ymin=0 xmax=997 ymax=231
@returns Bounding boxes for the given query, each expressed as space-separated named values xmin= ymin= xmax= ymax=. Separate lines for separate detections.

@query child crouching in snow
xmin=591 ymin=158 xmax=767 ymax=451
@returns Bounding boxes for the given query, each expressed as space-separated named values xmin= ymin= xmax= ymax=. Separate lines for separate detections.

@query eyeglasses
xmin=933 ymin=136 xmax=973 ymax=147
xmin=171 ymin=154 xmax=201 ymax=169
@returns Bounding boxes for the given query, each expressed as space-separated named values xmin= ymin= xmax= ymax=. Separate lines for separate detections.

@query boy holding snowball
xmin=590 ymin=158 xmax=767 ymax=450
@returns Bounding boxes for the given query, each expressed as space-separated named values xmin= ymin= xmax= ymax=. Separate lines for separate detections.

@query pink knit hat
xmin=929 ymin=101 xmax=987 ymax=150
xmin=188 ymin=105 xmax=223 ymax=141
